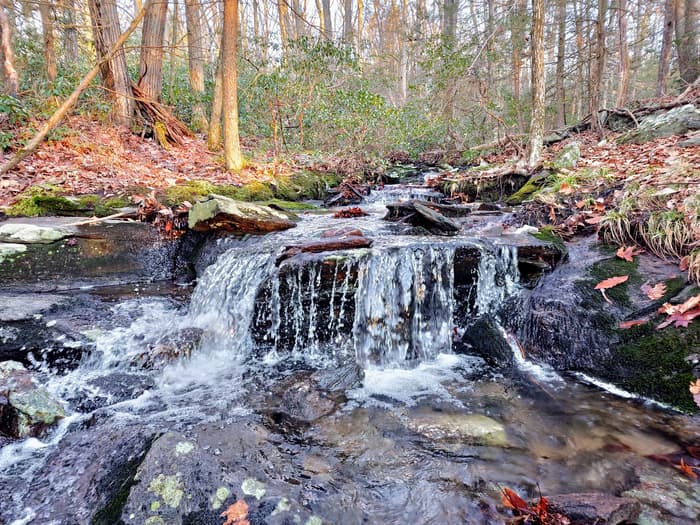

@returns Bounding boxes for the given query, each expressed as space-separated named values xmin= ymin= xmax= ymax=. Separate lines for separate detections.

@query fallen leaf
xmin=221 ymin=500 xmax=249 ymax=525
xmin=501 ymin=487 xmax=530 ymax=513
xmin=680 ymin=256 xmax=690 ymax=271
xmin=677 ymin=459 xmax=699 ymax=480
xmin=641 ymin=282 xmax=667 ymax=300
xmin=559 ymin=182 xmax=575 ymax=195
xmin=595 ymin=275 xmax=629 ymax=304
xmin=616 ymin=246 xmax=643 ymax=262
xmin=619 ymin=319 xmax=647 ymax=329
xmin=585 ymin=215 xmax=604 ymax=225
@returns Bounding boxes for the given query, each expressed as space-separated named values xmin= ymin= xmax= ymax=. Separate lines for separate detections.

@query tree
xmin=185 ymin=0 xmax=207 ymax=130
xmin=62 ymin=0 xmax=79 ymax=63
xmin=554 ymin=0 xmax=567 ymax=128
xmin=343 ymin=0 xmax=354 ymax=45
xmin=138 ymin=0 xmax=168 ymax=101
xmin=675 ymin=0 xmax=700 ymax=85
xmin=528 ymin=0 xmax=545 ymax=167
xmin=88 ymin=0 xmax=134 ymax=125
xmin=616 ymin=0 xmax=629 ymax=106
xmin=0 ymin=0 xmax=19 ymax=95
xmin=39 ymin=0 xmax=57 ymax=81
xmin=222 ymin=0 xmax=243 ymax=170
xmin=589 ymin=0 xmax=608 ymax=136
xmin=322 ymin=0 xmax=332 ymax=39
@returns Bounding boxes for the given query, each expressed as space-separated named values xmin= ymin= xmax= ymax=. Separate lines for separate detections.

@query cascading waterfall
xmin=474 ymin=244 xmax=520 ymax=317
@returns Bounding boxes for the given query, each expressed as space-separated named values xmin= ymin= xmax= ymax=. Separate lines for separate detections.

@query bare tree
xmin=185 ymin=0 xmax=208 ymax=130
xmin=675 ymin=0 xmax=700 ymax=85
xmin=39 ymin=0 xmax=57 ymax=81
xmin=589 ymin=0 xmax=607 ymax=136
xmin=322 ymin=0 xmax=332 ymax=39
xmin=343 ymin=0 xmax=353 ymax=44
xmin=0 ymin=0 xmax=18 ymax=95
xmin=616 ymin=0 xmax=629 ymax=106
xmin=554 ymin=0 xmax=567 ymax=128
xmin=62 ymin=0 xmax=79 ymax=63
xmin=657 ymin=0 xmax=675 ymax=96
xmin=138 ymin=0 xmax=168 ymax=101
xmin=222 ymin=0 xmax=242 ymax=170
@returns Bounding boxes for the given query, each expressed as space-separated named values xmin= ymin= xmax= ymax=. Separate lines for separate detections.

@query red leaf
xmin=501 ymin=487 xmax=530 ymax=513
xmin=595 ymin=275 xmax=629 ymax=290
xmin=641 ymin=282 xmax=667 ymax=301
xmin=680 ymin=256 xmax=690 ymax=271
xmin=333 ymin=207 xmax=368 ymax=219
xmin=221 ymin=500 xmax=250 ymax=525
xmin=619 ymin=319 xmax=647 ymax=329
xmin=616 ymin=246 xmax=643 ymax=262
xmin=677 ymin=459 xmax=699 ymax=480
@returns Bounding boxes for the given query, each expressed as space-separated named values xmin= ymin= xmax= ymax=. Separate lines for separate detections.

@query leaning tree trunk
xmin=0 ymin=0 xmax=18 ymax=95
xmin=39 ymin=0 xmax=57 ymax=81
xmin=222 ymin=0 xmax=242 ymax=170
xmin=528 ymin=0 xmax=546 ymax=167
xmin=88 ymin=0 xmax=134 ymax=126
xmin=138 ymin=0 xmax=168 ymax=101
xmin=185 ymin=0 xmax=207 ymax=131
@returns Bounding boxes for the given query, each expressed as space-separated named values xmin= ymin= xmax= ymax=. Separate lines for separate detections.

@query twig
xmin=63 ymin=211 xmax=133 ymax=226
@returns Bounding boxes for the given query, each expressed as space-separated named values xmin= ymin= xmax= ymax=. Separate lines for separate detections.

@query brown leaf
xmin=221 ymin=500 xmax=249 ymax=525
xmin=595 ymin=275 xmax=629 ymax=290
xmin=584 ymin=215 xmax=604 ymax=225
xmin=616 ymin=246 xmax=643 ymax=262
xmin=558 ymin=182 xmax=575 ymax=195
xmin=641 ymin=282 xmax=667 ymax=301
xmin=619 ymin=319 xmax=647 ymax=329
xmin=680 ymin=256 xmax=690 ymax=272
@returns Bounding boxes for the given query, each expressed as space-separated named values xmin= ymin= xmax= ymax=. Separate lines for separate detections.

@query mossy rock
xmin=271 ymin=171 xmax=342 ymax=201
xmin=530 ymin=226 xmax=567 ymax=255
xmin=163 ymin=181 xmax=218 ymax=206
xmin=506 ymin=174 xmax=548 ymax=204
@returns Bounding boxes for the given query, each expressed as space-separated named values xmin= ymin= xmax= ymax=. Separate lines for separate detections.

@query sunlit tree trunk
xmin=278 ymin=0 xmax=290 ymax=53
xmin=222 ymin=0 xmax=242 ymax=170
xmin=554 ymin=0 xmax=566 ymax=128
xmin=657 ymin=0 xmax=675 ymax=96
xmin=207 ymin=48 xmax=223 ymax=149
xmin=39 ymin=0 xmax=57 ymax=81
xmin=88 ymin=0 xmax=134 ymax=126
xmin=185 ymin=0 xmax=207 ymax=130
xmin=529 ymin=0 xmax=546 ymax=167
xmin=343 ymin=0 xmax=353 ymax=45
xmin=0 ymin=0 xmax=18 ymax=95
xmin=616 ymin=0 xmax=629 ymax=106
xmin=138 ymin=0 xmax=168 ymax=101
xmin=322 ymin=0 xmax=332 ymax=39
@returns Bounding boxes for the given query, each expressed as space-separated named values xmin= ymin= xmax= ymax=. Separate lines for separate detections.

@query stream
xmin=1 ymin=180 xmax=699 ymax=524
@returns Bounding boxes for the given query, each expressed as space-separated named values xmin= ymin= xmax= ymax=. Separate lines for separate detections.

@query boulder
xmin=277 ymin=235 xmax=372 ymax=263
xmin=0 ymin=360 xmax=65 ymax=438
xmin=551 ymin=141 xmax=581 ymax=170
xmin=0 ymin=242 xmax=27 ymax=262
xmin=0 ymin=223 xmax=73 ymax=244
xmin=384 ymin=200 xmax=461 ymax=235
xmin=618 ymin=104 xmax=700 ymax=144
xmin=457 ymin=317 xmax=514 ymax=367
xmin=406 ymin=410 xmax=508 ymax=446
xmin=188 ymin=194 xmax=298 ymax=233
xmin=546 ymin=493 xmax=640 ymax=525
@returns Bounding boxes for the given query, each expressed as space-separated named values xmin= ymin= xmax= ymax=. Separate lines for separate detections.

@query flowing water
xmin=1 ymin=184 xmax=699 ymax=524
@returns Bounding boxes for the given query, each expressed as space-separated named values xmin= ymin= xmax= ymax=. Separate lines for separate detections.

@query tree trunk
xmin=88 ymin=0 xmax=134 ymax=126
xmin=0 ymin=0 xmax=18 ymax=95
xmin=168 ymin=0 xmax=178 ymax=101
xmin=63 ymin=0 xmax=79 ymax=63
xmin=278 ymin=0 xmax=290 ymax=52
xmin=398 ymin=0 xmax=407 ymax=104
xmin=138 ymin=0 xmax=167 ymax=101
xmin=357 ymin=0 xmax=363 ymax=51
xmin=292 ymin=0 xmax=304 ymax=39
xmin=589 ymin=0 xmax=607 ymax=136
xmin=511 ymin=0 xmax=525 ymax=130
xmin=322 ymin=0 xmax=332 ymax=39
xmin=222 ymin=0 xmax=242 ymax=170
xmin=529 ymin=0 xmax=546 ymax=167
xmin=207 ymin=48 xmax=223 ymax=150
xmin=343 ymin=0 xmax=353 ymax=45
xmin=185 ymin=0 xmax=207 ymax=130
xmin=616 ymin=0 xmax=629 ymax=106
xmin=676 ymin=0 xmax=700 ymax=85
xmin=442 ymin=0 xmax=457 ymax=122
xmin=657 ymin=0 xmax=675 ymax=96
xmin=554 ymin=0 xmax=566 ymax=128
xmin=39 ymin=0 xmax=57 ymax=81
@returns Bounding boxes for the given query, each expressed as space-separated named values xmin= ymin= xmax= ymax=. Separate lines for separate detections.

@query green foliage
xmin=7 ymin=185 xmax=78 ymax=217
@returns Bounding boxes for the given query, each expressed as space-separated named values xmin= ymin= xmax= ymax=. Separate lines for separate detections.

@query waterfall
xmin=186 ymin=240 xmax=521 ymax=368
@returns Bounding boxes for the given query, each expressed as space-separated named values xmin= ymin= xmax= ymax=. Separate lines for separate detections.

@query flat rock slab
xmin=0 ymin=223 xmax=73 ymax=244
xmin=277 ymin=235 xmax=372 ymax=263
xmin=0 ymin=293 xmax=71 ymax=322
xmin=547 ymin=493 xmax=640 ymax=525
xmin=0 ymin=243 xmax=27 ymax=262
xmin=188 ymin=194 xmax=298 ymax=233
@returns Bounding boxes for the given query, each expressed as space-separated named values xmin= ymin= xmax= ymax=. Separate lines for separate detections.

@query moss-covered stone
xmin=530 ymin=226 xmax=567 ymax=255
xmin=575 ymin=250 xmax=641 ymax=307
xmin=272 ymin=171 xmax=342 ymax=201
xmin=8 ymin=194 xmax=79 ymax=217
xmin=506 ymin=174 xmax=547 ymax=204
xmin=163 ymin=180 xmax=217 ymax=206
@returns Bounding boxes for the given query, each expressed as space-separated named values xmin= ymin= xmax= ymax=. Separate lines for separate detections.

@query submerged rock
xmin=457 ymin=317 xmax=514 ymax=367
xmin=546 ymin=493 xmax=640 ymax=525
xmin=0 ymin=360 xmax=65 ymax=438
xmin=406 ymin=411 xmax=508 ymax=446
xmin=188 ymin=194 xmax=298 ymax=233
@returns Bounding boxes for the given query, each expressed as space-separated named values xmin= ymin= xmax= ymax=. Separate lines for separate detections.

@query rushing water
xmin=1 ymin=184 xmax=699 ymax=524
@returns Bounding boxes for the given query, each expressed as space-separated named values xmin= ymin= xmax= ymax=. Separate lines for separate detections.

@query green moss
xmin=575 ymin=250 xmax=641 ymax=307
xmin=272 ymin=171 xmax=341 ymax=201
xmin=232 ymin=181 xmax=274 ymax=201
xmin=530 ymin=226 xmax=567 ymax=254
xmin=610 ymin=321 xmax=699 ymax=412
xmin=163 ymin=180 xmax=217 ymax=206
xmin=506 ymin=175 xmax=546 ymax=204
xmin=260 ymin=199 xmax=318 ymax=211
xmin=7 ymin=195 xmax=79 ymax=217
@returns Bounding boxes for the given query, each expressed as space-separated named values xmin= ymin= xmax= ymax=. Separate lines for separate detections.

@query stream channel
xmin=1 ymin=177 xmax=699 ymax=524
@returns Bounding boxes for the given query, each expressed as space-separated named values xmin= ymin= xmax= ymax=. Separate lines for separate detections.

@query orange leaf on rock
xmin=677 ymin=459 xmax=699 ymax=480
xmin=641 ymin=282 xmax=667 ymax=300
xmin=501 ymin=487 xmax=530 ymax=513
xmin=619 ymin=319 xmax=647 ymax=329
xmin=616 ymin=246 xmax=643 ymax=262
xmin=221 ymin=500 xmax=250 ymax=525
xmin=595 ymin=275 xmax=629 ymax=290
xmin=680 ymin=256 xmax=690 ymax=272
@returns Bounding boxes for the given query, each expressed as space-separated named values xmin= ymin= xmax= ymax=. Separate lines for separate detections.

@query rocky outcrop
xmin=0 ymin=223 xmax=73 ymax=244
xmin=384 ymin=200 xmax=462 ymax=234
xmin=188 ymin=194 xmax=298 ymax=233
xmin=546 ymin=493 xmax=640 ymax=525
xmin=0 ymin=361 xmax=65 ymax=438
xmin=618 ymin=104 xmax=700 ymax=144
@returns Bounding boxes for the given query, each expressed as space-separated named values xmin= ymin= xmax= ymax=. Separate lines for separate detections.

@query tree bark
xmin=88 ymin=0 xmax=135 ymax=126
xmin=589 ymin=0 xmax=607 ymax=136
xmin=39 ymin=0 xmax=57 ymax=81
xmin=0 ymin=0 xmax=18 ymax=95
xmin=398 ymin=0 xmax=408 ymax=104
xmin=511 ymin=0 xmax=525 ymax=130
xmin=63 ymin=0 xmax=79 ymax=63
xmin=322 ymin=0 xmax=332 ymax=39
xmin=442 ymin=0 xmax=457 ymax=122
xmin=675 ymin=0 xmax=700 ymax=85
xmin=207 ymin=48 xmax=223 ymax=150
xmin=278 ymin=0 xmax=290 ymax=52
xmin=528 ymin=0 xmax=546 ymax=167
xmin=222 ymin=0 xmax=243 ymax=170
xmin=138 ymin=0 xmax=168 ymax=101
xmin=0 ymin=2 xmax=149 ymax=175
xmin=657 ymin=0 xmax=675 ymax=96
xmin=616 ymin=0 xmax=629 ymax=106
xmin=343 ymin=0 xmax=353 ymax=45
xmin=554 ymin=0 xmax=567 ymax=128
xmin=185 ymin=0 xmax=207 ymax=130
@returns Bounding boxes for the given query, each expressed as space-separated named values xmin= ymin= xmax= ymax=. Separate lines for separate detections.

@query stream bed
xmin=1 ymin=184 xmax=699 ymax=524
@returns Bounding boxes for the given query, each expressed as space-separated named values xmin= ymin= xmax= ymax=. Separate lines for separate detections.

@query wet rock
xmin=457 ymin=317 xmax=514 ymax=367
xmin=406 ymin=410 xmax=508 ymax=446
xmin=320 ymin=227 xmax=364 ymax=238
xmin=0 ymin=223 xmax=73 ymax=244
xmin=0 ymin=360 xmax=65 ymax=438
xmin=0 ymin=242 xmax=27 ymax=262
xmin=188 ymin=194 xmax=298 ymax=234
xmin=130 ymin=327 xmax=203 ymax=369
xmin=384 ymin=200 xmax=461 ymax=235
xmin=546 ymin=493 xmax=640 ymax=525
xmin=618 ymin=104 xmax=700 ymax=144
xmin=311 ymin=363 xmax=364 ymax=392
xmin=265 ymin=371 xmax=340 ymax=424
xmin=277 ymin=235 xmax=372 ymax=263
xmin=324 ymin=183 xmax=369 ymax=207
